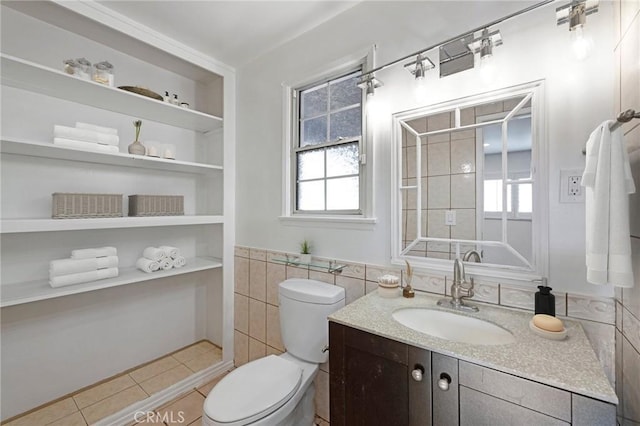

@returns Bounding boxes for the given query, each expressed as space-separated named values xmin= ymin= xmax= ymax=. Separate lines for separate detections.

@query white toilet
xmin=202 ymin=278 xmax=345 ymax=426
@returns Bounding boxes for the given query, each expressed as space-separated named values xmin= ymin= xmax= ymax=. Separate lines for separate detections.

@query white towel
xmin=75 ymin=122 xmax=118 ymax=135
xmin=159 ymin=257 xmax=173 ymax=270
xmin=158 ymin=245 xmax=179 ymax=259
xmin=54 ymin=125 xmax=119 ymax=146
xmin=49 ymin=267 xmax=119 ymax=288
xmin=54 ymin=138 xmax=120 ymax=153
xmin=143 ymin=247 xmax=165 ymax=261
xmin=71 ymin=246 xmax=118 ymax=259
xmin=136 ymin=257 xmax=160 ymax=273
xmin=50 ymin=256 xmax=118 ymax=276
xmin=581 ymin=120 xmax=636 ymax=287
xmin=173 ymin=256 xmax=186 ymax=268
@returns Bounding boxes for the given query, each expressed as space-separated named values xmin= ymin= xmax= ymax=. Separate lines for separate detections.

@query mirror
xmin=392 ymin=82 xmax=547 ymax=276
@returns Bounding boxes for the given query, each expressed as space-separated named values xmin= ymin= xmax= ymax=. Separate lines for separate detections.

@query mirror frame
xmin=390 ymin=80 xmax=549 ymax=282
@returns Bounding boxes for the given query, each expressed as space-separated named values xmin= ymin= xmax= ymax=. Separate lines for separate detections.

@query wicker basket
xmin=52 ymin=193 xmax=123 ymax=219
xmin=128 ymin=195 xmax=184 ymax=216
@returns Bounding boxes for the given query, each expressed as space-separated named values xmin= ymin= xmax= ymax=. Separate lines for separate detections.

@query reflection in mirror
xmin=394 ymin=82 xmax=546 ymax=276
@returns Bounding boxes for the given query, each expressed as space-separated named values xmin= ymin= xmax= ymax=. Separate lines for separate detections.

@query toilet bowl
xmin=202 ymin=279 xmax=345 ymax=426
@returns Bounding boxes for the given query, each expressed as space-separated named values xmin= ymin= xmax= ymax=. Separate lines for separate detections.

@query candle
xmin=147 ymin=146 xmax=158 ymax=157
xmin=163 ymin=149 xmax=174 ymax=159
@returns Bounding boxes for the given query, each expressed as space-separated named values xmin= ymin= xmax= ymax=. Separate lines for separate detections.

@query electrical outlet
xmin=445 ymin=210 xmax=456 ymax=225
xmin=560 ymin=169 xmax=585 ymax=203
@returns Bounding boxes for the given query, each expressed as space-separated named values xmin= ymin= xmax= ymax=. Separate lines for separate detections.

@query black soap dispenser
xmin=534 ymin=278 xmax=555 ymax=316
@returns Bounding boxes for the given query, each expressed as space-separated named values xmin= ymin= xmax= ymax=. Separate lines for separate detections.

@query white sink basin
xmin=392 ymin=308 xmax=516 ymax=345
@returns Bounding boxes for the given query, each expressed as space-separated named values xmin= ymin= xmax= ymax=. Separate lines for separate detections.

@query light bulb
xmin=570 ymin=26 xmax=593 ymax=60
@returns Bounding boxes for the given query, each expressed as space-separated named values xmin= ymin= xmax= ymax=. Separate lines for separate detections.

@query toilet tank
xmin=278 ymin=279 xmax=345 ymax=363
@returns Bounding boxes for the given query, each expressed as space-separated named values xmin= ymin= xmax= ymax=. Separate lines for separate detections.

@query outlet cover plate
xmin=560 ymin=169 xmax=585 ymax=203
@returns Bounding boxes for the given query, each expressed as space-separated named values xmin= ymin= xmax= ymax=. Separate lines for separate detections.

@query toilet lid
xmin=205 ymin=355 xmax=302 ymax=425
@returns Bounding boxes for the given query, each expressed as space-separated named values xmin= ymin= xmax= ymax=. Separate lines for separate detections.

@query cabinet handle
xmin=411 ymin=366 xmax=424 ymax=382
xmin=437 ymin=373 xmax=452 ymax=391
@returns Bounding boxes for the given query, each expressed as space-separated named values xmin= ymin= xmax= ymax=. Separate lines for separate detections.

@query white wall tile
xmin=234 ymin=256 xmax=249 ymax=296
xmin=365 ymin=265 xmax=402 ymax=282
xmin=234 ymin=294 xmax=249 ymax=334
xmin=335 ymin=275 xmax=365 ymax=305
xmin=427 ymin=142 xmax=450 ymax=177
xmin=450 ymin=174 xmax=475 ymax=208
xmin=427 ymin=176 xmax=450 ymax=208
xmin=450 ymin=208 xmax=476 ymax=240
xmin=411 ymin=272 xmax=446 ymax=295
xmin=249 ymin=248 xmax=266 ymax=261
xmin=234 ymin=246 xmax=250 ymax=258
xmin=248 ymin=299 xmax=266 ymax=343
xmin=622 ymin=336 xmax=640 ymax=423
xmin=266 ymin=262 xmax=285 ymax=306
xmin=249 ymin=259 xmax=266 ymax=302
xmin=450 ymin=138 xmax=476 ymax=174
xmin=568 ymin=294 xmax=616 ymax=324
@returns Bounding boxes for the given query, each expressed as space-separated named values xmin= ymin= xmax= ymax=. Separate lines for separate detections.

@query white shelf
xmin=1 ymin=139 xmax=223 ymax=174
xmin=1 ymin=54 xmax=223 ymax=133
xmin=0 ymin=257 xmax=222 ymax=308
xmin=1 ymin=216 xmax=223 ymax=234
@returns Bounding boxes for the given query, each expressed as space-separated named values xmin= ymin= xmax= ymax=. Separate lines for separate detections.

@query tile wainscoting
xmin=234 ymin=245 xmax=619 ymax=423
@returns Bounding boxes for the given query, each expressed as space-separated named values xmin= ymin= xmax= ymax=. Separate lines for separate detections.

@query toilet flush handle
xmin=322 ymin=345 xmax=329 ymax=353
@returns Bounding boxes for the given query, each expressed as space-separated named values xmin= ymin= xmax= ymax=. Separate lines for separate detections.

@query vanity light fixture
xmin=357 ymin=74 xmax=383 ymax=97
xmin=355 ymin=0 xmax=554 ymax=97
xmin=404 ymin=54 xmax=435 ymax=80
xmin=467 ymin=28 xmax=503 ymax=63
xmin=556 ymin=0 xmax=599 ymax=59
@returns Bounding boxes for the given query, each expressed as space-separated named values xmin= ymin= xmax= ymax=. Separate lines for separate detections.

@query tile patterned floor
xmin=3 ymin=341 xmax=222 ymax=426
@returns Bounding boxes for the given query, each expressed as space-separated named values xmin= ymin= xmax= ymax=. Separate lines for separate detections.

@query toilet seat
xmin=204 ymin=355 xmax=302 ymax=425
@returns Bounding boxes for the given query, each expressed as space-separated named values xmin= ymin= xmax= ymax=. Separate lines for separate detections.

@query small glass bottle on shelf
xmin=93 ymin=61 xmax=114 ymax=86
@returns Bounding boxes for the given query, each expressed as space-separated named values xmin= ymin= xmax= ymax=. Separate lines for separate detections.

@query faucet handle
xmin=533 ymin=277 xmax=548 ymax=287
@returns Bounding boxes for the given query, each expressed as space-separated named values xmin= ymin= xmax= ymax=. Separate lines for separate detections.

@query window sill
xmin=278 ymin=215 xmax=377 ymax=230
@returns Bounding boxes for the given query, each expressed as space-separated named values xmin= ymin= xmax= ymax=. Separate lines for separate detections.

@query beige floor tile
xmin=172 ymin=341 xmax=214 ymax=363
xmin=139 ymin=365 xmax=193 ymax=396
xmin=4 ymin=398 xmax=78 ymax=426
xmin=155 ymin=391 xmax=204 ymax=425
xmin=186 ymin=418 xmax=202 ymax=426
xmin=73 ymin=374 xmax=137 ymax=409
xmin=81 ymin=385 xmax=147 ymax=425
xmin=47 ymin=411 xmax=87 ymax=426
xmin=130 ymin=356 xmax=181 ymax=384
xmin=196 ymin=370 xmax=232 ymax=397
xmin=183 ymin=348 xmax=222 ymax=373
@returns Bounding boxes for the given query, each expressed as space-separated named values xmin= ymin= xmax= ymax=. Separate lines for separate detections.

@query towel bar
xmin=581 ymin=108 xmax=639 ymax=155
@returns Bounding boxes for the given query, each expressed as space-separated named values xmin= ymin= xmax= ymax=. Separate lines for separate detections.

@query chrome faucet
xmin=438 ymin=250 xmax=481 ymax=312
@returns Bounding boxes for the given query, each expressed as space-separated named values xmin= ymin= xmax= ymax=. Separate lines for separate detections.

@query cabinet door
xmin=329 ymin=322 xmax=431 ymax=426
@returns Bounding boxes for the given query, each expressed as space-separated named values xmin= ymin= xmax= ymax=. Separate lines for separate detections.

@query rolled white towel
xmin=71 ymin=247 xmax=117 ymax=259
xmin=143 ymin=247 xmax=165 ymax=261
xmin=159 ymin=257 xmax=173 ymax=270
xmin=158 ymin=245 xmax=180 ymax=259
xmin=50 ymin=256 xmax=118 ymax=276
xmin=75 ymin=122 xmax=118 ymax=135
xmin=49 ymin=267 xmax=118 ymax=288
xmin=136 ymin=257 xmax=160 ymax=273
xmin=54 ymin=125 xmax=119 ymax=146
xmin=173 ymin=256 xmax=186 ymax=268
xmin=54 ymin=138 xmax=119 ymax=153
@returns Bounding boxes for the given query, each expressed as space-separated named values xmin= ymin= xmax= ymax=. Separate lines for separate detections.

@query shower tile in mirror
xmin=450 ymin=209 xmax=476 ymax=240
xmin=450 ymin=137 xmax=476 ymax=174
xmin=427 ymin=142 xmax=450 ymax=176
xmin=427 ymin=176 xmax=450 ymax=208
xmin=427 ymin=111 xmax=452 ymax=131
xmin=451 ymin=174 xmax=476 ymax=209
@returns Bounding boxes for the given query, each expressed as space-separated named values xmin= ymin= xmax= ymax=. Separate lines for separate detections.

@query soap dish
xmin=529 ymin=319 xmax=567 ymax=340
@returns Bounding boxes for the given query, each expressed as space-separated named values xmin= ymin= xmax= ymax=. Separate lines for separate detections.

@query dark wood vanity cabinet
xmin=329 ymin=322 xmax=616 ymax=426
xmin=329 ymin=322 xmax=432 ymax=426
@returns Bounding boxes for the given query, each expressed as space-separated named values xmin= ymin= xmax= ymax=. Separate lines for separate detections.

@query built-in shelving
xmin=0 ymin=54 xmax=223 ymax=133
xmin=0 ymin=256 xmax=222 ymax=308
xmin=1 ymin=215 xmax=223 ymax=234
xmin=1 ymin=139 xmax=223 ymax=174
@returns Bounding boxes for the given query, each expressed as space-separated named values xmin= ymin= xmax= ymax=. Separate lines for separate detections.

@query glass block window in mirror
xmin=294 ymin=70 xmax=363 ymax=213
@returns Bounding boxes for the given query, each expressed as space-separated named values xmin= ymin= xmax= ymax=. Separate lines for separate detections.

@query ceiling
xmin=97 ymin=1 xmax=362 ymax=69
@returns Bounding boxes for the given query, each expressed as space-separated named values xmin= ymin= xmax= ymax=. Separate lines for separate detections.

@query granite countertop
xmin=329 ymin=291 xmax=618 ymax=404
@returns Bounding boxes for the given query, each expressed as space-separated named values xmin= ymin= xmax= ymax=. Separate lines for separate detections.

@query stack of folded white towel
xmin=49 ymin=246 xmax=119 ymax=288
xmin=136 ymin=246 xmax=186 ymax=273
xmin=53 ymin=122 xmax=120 ymax=153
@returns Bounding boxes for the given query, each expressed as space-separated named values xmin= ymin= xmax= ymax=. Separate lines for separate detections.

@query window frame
xmin=280 ymin=49 xmax=376 ymax=225
xmin=293 ymin=69 xmax=363 ymax=215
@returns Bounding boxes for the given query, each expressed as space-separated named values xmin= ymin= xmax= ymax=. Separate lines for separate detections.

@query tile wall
xmin=614 ymin=0 xmax=640 ymax=424
xmin=234 ymin=245 xmax=618 ymax=423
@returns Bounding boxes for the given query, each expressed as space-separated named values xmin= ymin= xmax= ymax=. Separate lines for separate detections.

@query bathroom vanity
xmin=328 ymin=292 xmax=617 ymax=426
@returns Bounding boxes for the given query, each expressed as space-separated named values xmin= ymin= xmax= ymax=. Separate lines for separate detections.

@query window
xmin=483 ymin=179 xmax=532 ymax=218
xmin=293 ymin=70 xmax=363 ymax=214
